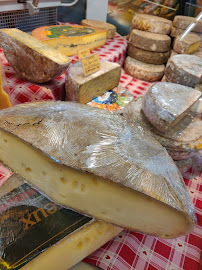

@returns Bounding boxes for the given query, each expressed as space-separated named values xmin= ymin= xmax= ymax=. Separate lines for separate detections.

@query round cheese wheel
xmin=124 ymin=56 xmax=165 ymax=82
xmin=129 ymin=29 xmax=171 ymax=52
xmin=165 ymin=55 xmax=202 ymax=88
xmin=131 ymin=13 xmax=172 ymax=35
xmin=173 ymin=16 xmax=202 ymax=33
xmin=127 ymin=43 xmax=170 ymax=65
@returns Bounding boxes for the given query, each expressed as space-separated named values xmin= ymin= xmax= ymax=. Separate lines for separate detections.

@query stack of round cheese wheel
xmin=123 ymin=82 xmax=202 ymax=173
xmin=169 ymin=16 xmax=202 ymax=60
xmin=124 ymin=14 xmax=172 ymax=82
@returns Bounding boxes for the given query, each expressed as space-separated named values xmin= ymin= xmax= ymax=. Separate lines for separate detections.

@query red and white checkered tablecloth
xmin=0 ymin=38 xmax=201 ymax=270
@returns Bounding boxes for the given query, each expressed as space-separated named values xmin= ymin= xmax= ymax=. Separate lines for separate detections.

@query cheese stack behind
xmin=124 ymin=14 xmax=172 ymax=81
xmin=123 ymin=82 xmax=202 ymax=172
xmin=170 ymin=15 xmax=202 ymax=60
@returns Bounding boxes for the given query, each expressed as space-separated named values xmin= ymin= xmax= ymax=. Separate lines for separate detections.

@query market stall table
xmin=0 ymin=47 xmax=201 ymax=270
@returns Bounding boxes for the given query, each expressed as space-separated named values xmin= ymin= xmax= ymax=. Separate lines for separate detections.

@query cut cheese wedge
xmin=81 ymin=19 xmax=116 ymax=39
xmin=173 ymin=33 xmax=201 ymax=54
xmin=131 ymin=13 xmax=172 ymax=34
xmin=31 ymin=25 xmax=107 ymax=56
xmin=124 ymin=56 xmax=165 ymax=82
xmin=173 ymin=16 xmax=202 ymax=33
xmin=165 ymin=54 xmax=202 ymax=87
xmin=0 ymin=101 xmax=196 ymax=238
xmin=142 ymin=82 xmax=201 ymax=133
xmin=0 ymin=60 xmax=11 ymax=110
xmin=65 ymin=60 xmax=121 ymax=104
xmin=0 ymin=28 xmax=71 ymax=83
xmin=0 ymin=174 xmax=121 ymax=270
xmin=129 ymin=29 xmax=171 ymax=52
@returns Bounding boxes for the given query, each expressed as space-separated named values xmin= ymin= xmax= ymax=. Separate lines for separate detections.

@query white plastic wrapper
xmin=0 ymin=101 xmax=196 ymax=223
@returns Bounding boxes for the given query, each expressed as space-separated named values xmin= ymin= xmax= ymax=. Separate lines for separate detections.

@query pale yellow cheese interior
xmin=0 ymin=61 xmax=11 ymax=110
xmin=0 ymin=29 xmax=70 ymax=64
xmin=0 ymin=128 xmax=193 ymax=238
xmin=21 ymin=221 xmax=121 ymax=270
xmin=43 ymin=33 xmax=107 ymax=56
xmin=187 ymin=42 xmax=200 ymax=54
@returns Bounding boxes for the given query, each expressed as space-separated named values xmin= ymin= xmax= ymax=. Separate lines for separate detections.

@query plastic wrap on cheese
xmin=0 ymin=101 xmax=196 ymax=221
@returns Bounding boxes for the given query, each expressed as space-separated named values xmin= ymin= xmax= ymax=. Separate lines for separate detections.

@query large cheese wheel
xmin=81 ymin=19 xmax=116 ymax=39
xmin=129 ymin=29 xmax=171 ymax=52
xmin=31 ymin=25 xmax=107 ymax=56
xmin=131 ymin=13 xmax=172 ymax=34
xmin=65 ymin=60 xmax=121 ymax=104
xmin=170 ymin=26 xmax=202 ymax=38
xmin=173 ymin=33 xmax=201 ymax=54
xmin=127 ymin=43 xmax=170 ymax=65
xmin=173 ymin=16 xmax=202 ymax=33
xmin=165 ymin=55 xmax=202 ymax=87
xmin=142 ymin=82 xmax=201 ymax=133
xmin=124 ymin=56 xmax=165 ymax=82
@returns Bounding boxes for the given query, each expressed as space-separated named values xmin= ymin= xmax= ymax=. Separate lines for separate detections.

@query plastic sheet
xmin=0 ymin=101 xmax=196 ymax=223
xmin=142 ymin=82 xmax=201 ymax=133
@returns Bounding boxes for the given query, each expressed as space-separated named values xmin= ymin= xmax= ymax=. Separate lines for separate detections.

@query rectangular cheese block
xmin=0 ymin=59 xmax=11 ymax=110
xmin=0 ymin=174 xmax=121 ymax=270
xmin=65 ymin=60 xmax=121 ymax=104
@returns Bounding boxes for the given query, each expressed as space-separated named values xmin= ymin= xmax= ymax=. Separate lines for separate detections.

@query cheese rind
xmin=0 ymin=28 xmax=71 ymax=83
xmin=0 ymin=101 xmax=196 ymax=238
xmin=129 ymin=29 xmax=171 ymax=52
xmin=173 ymin=33 xmax=201 ymax=54
xmin=65 ymin=60 xmax=121 ymax=104
xmin=170 ymin=26 xmax=202 ymax=38
xmin=131 ymin=13 xmax=172 ymax=34
xmin=123 ymin=98 xmax=202 ymax=151
xmin=124 ymin=56 xmax=165 ymax=82
xmin=127 ymin=43 xmax=170 ymax=64
xmin=31 ymin=25 xmax=107 ymax=56
xmin=81 ymin=19 xmax=116 ymax=39
xmin=142 ymin=82 xmax=201 ymax=133
xmin=173 ymin=16 xmax=202 ymax=33
xmin=165 ymin=54 xmax=202 ymax=87
xmin=175 ymin=158 xmax=194 ymax=173
xmin=0 ymin=174 xmax=121 ymax=270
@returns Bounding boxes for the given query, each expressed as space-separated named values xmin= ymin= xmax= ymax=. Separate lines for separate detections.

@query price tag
xmin=78 ymin=48 xmax=90 ymax=61
xmin=81 ymin=53 xmax=101 ymax=77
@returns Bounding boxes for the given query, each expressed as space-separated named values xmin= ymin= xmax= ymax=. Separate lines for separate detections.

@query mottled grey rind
xmin=0 ymin=101 xmax=195 ymax=226
xmin=123 ymin=98 xmax=202 ymax=152
xmin=124 ymin=56 xmax=165 ymax=82
xmin=167 ymin=149 xmax=197 ymax=161
xmin=129 ymin=29 xmax=171 ymax=52
xmin=175 ymin=158 xmax=194 ymax=173
xmin=0 ymin=30 xmax=71 ymax=83
xmin=165 ymin=55 xmax=202 ymax=87
xmin=173 ymin=16 xmax=202 ymax=33
xmin=142 ymin=82 xmax=201 ymax=133
xmin=127 ymin=43 xmax=170 ymax=65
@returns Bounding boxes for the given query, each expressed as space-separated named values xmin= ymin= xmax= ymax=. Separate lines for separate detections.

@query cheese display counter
xmin=0 ymin=5 xmax=201 ymax=270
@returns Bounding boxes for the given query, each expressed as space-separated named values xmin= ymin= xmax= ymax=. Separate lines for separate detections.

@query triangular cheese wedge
xmin=0 ymin=101 xmax=196 ymax=238
xmin=0 ymin=60 xmax=11 ymax=110
xmin=0 ymin=28 xmax=71 ymax=83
